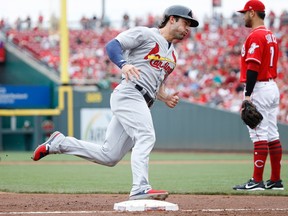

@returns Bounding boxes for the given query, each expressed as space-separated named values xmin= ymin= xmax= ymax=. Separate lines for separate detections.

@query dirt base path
xmin=1 ymin=193 xmax=288 ymax=216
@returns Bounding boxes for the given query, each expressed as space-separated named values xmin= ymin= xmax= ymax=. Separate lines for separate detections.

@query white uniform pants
xmin=247 ymin=80 xmax=280 ymax=142
xmin=53 ymin=82 xmax=155 ymax=196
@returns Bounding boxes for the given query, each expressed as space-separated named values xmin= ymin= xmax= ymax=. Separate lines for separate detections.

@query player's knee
xmin=105 ymin=160 xmax=118 ymax=167
xmin=101 ymin=148 xmax=122 ymax=166
xmin=105 ymin=156 xmax=122 ymax=167
xmin=147 ymin=132 xmax=156 ymax=145
xmin=142 ymin=130 xmax=156 ymax=141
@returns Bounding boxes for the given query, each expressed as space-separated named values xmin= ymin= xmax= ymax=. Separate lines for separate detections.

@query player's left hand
xmin=121 ymin=64 xmax=140 ymax=81
xmin=241 ymin=100 xmax=263 ymax=129
xmin=165 ymin=92 xmax=179 ymax=108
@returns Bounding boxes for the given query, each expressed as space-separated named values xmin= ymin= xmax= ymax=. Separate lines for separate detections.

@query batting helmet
xmin=163 ymin=5 xmax=199 ymax=27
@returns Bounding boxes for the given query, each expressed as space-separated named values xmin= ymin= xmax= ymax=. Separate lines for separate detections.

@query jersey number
xmin=270 ymin=46 xmax=274 ymax=67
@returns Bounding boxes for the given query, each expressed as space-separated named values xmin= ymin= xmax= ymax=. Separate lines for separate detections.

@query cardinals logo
xmin=144 ymin=43 xmax=176 ymax=78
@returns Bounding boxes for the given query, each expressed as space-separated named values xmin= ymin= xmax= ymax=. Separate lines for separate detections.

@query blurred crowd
xmin=0 ymin=10 xmax=288 ymax=123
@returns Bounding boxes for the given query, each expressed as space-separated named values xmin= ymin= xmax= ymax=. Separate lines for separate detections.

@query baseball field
xmin=1 ymin=151 xmax=288 ymax=216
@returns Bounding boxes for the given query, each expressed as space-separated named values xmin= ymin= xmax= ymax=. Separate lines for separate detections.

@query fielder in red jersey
xmin=233 ymin=0 xmax=284 ymax=191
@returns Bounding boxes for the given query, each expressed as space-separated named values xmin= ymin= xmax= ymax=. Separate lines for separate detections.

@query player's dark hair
xmin=158 ymin=16 xmax=180 ymax=28
xmin=158 ymin=16 xmax=169 ymax=28
xmin=256 ymin=11 xmax=265 ymax=19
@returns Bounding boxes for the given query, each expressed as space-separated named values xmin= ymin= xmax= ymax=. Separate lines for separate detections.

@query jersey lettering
xmin=266 ymin=34 xmax=277 ymax=68
xmin=144 ymin=43 xmax=176 ymax=76
xmin=270 ymin=46 xmax=274 ymax=67
xmin=265 ymin=34 xmax=277 ymax=44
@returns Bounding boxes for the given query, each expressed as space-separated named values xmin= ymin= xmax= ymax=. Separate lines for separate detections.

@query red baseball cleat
xmin=129 ymin=189 xmax=169 ymax=200
xmin=32 ymin=131 xmax=63 ymax=161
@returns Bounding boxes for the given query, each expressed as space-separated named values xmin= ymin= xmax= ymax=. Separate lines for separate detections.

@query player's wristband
xmin=120 ymin=61 xmax=127 ymax=69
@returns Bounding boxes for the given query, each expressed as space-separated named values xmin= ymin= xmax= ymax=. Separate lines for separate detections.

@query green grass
xmin=0 ymin=151 xmax=287 ymax=196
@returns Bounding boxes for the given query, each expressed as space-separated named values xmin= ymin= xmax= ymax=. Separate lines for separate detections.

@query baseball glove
xmin=241 ymin=100 xmax=263 ymax=129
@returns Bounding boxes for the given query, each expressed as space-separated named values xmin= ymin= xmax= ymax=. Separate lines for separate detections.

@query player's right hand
xmin=122 ymin=64 xmax=140 ymax=81
xmin=165 ymin=92 xmax=179 ymax=108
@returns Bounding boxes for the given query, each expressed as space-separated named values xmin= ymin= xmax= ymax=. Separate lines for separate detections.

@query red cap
xmin=238 ymin=0 xmax=265 ymax=13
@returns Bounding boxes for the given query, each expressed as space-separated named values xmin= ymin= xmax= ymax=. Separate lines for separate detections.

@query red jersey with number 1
xmin=239 ymin=26 xmax=279 ymax=82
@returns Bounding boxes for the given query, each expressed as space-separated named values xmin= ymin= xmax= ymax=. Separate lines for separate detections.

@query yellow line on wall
xmin=60 ymin=86 xmax=74 ymax=136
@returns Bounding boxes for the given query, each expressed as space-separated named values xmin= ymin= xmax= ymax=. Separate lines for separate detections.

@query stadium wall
xmin=1 ymin=87 xmax=288 ymax=151
xmin=68 ymin=89 xmax=288 ymax=152
xmin=0 ymin=48 xmax=58 ymax=151
xmin=0 ymin=48 xmax=55 ymax=86
xmin=152 ymin=101 xmax=288 ymax=151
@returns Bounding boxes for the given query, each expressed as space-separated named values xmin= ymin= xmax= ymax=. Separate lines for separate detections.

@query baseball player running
xmin=233 ymin=0 xmax=284 ymax=191
xmin=32 ymin=5 xmax=199 ymax=200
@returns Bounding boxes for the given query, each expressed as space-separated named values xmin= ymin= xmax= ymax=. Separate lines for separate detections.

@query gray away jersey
xmin=115 ymin=27 xmax=178 ymax=98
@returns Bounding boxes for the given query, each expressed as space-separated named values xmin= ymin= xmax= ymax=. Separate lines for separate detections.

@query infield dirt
xmin=1 ymin=193 xmax=288 ymax=216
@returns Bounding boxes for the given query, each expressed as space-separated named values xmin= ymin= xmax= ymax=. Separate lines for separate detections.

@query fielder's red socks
xmin=268 ymin=139 xmax=282 ymax=181
xmin=253 ymin=140 xmax=268 ymax=182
